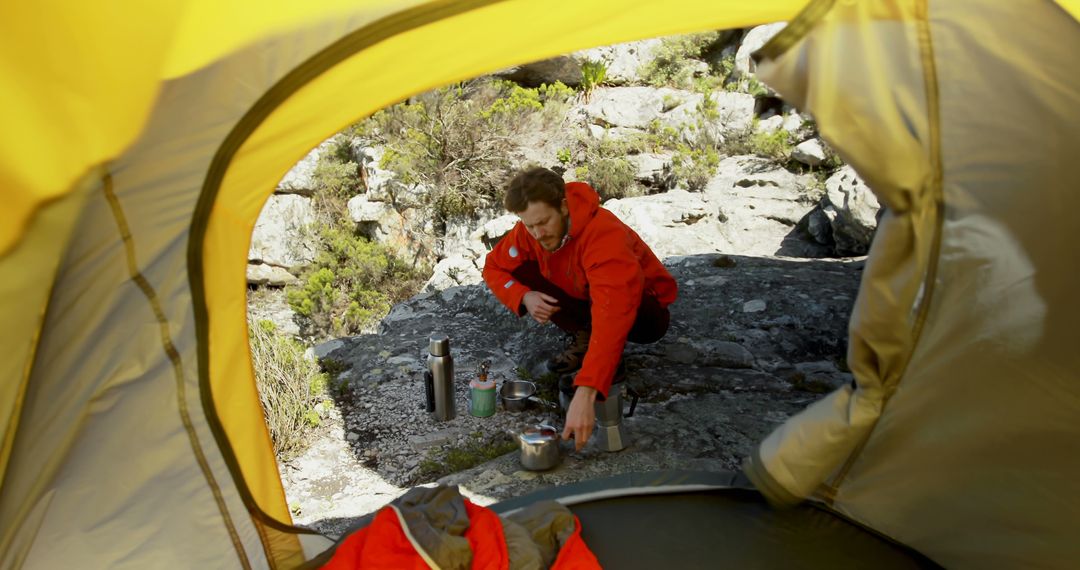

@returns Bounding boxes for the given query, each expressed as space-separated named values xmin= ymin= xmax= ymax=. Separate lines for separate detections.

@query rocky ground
xmin=280 ymin=252 xmax=863 ymax=538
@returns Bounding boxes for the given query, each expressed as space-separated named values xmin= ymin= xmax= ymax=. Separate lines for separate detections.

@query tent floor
xmin=492 ymin=471 xmax=940 ymax=569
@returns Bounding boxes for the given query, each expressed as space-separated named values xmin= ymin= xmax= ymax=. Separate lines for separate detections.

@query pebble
xmin=743 ymin=299 xmax=767 ymax=312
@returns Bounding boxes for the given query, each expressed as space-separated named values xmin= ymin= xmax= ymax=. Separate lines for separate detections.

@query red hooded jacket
xmin=483 ymin=182 xmax=677 ymax=397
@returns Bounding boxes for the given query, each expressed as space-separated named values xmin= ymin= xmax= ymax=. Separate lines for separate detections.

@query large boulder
xmin=357 ymin=145 xmax=428 ymax=209
xmin=471 ymin=214 xmax=519 ymax=249
xmin=602 ymin=190 xmax=728 ymax=258
xmin=734 ymin=23 xmax=787 ymax=78
xmin=583 ymin=87 xmax=755 ymax=140
xmin=347 ymin=196 xmax=409 ymax=249
xmin=702 ymin=156 xmax=832 ymax=258
xmin=246 ymin=263 xmax=297 ymax=287
xmin=791 ymin=138 xmax=828 ymax=167
xmin=576 ymin=39 xmax=662 ymax=85
xmin=626 ymin=152 xmax=675 ymax=191
xmin=423 ymin=255 xmax=483 ymax=292
xmin=493 ymin=39 xmax=662 ymax=87
xmin=582 ymin=86 xmax=682 ymax=130
xmin=822 ymin=166 xmax=881 ymax=255
xmin=493 ymin=55 xmax=582 ymax=87
xmin=249 ymin=194 xmax=317 ymax=267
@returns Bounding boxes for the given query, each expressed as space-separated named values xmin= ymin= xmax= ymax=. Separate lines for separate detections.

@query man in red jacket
xmin=483 ymin=167 xmax=677 ymax=450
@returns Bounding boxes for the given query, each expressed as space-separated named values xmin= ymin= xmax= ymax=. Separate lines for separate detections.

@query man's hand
xmin=562 ymin=386 xmax=597 ymax=451
xmin=522 ymin=291 xmax=560 ymax=324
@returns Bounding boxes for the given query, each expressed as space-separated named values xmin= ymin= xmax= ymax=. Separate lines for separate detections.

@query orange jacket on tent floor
xmin=322 ymin=486 xmax=600 ymax=569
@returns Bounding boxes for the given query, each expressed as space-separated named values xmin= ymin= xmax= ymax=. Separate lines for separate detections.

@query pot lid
xmin=519 ymin=424 xmax=558 ymax=445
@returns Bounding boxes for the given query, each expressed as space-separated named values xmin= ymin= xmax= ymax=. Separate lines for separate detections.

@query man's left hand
xmin=562 ymin=386 xmax=598 ymax=451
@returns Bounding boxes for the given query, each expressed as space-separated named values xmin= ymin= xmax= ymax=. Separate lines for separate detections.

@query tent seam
xmin=824 ymin=0 xmax=948 ymax=502
xmin=102 ymin=173 xmax=253 ymax=570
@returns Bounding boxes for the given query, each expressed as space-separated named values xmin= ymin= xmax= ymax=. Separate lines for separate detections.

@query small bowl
xmin=500 ymin=380 xmax=536 ymax=412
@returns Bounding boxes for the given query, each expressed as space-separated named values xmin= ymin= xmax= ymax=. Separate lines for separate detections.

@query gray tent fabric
xmin=493 ymin=470 xmax=940 ymax=569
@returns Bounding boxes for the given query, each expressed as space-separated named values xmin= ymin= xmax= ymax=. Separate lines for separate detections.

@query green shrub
xmin=358 ymin=82 xmax=511 ymax=224
xmin=745 ymin=76 xmax=771 ymax=98
xmin=661 ymin=94 xmax=683 ymax=112
xmin=355 ymin=79 xmax=568 ymax=226
xmin=575 ymin=136 xmax=642 ymax=200
xmin=582 ymin=157 xmax=638 ymax=200
xmin=249 ymin=319 xmax=329 ymax=460
xmin=748 ymin=128 xmax=793 ymax=162
xmin=286 ymin=225 xmax=428 ymax=338
xmin=644 ymin=119 xmax=682 ymax=149
xmin=538 ymin=81 xmax=576 ymax=102
xmin=672 ymin=144 xmax=720 ymax=191
xmin=580 ymin=59 xmax=607 ymax=102
xmin=720 ymin=121 xmax=794 ymax=165
xmin=480 ymin=82 xmax=542 ymax=119
xmin=556 ymin=148 xmax=572 ymax=164
xmin=642 ymin=31 xmax=723 ymax=89
xmin=309 ymin=136 xmax=363 ymax=220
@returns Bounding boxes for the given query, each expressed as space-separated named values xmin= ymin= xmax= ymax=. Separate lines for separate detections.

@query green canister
xmin=469 ymin=360 xmax=496 ymax=417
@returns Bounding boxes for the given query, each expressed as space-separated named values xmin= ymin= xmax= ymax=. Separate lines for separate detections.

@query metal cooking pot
xmin=518 ymin=424 xmax=561 ymax=471
xmin=500 ymin=380 xmax=536 ymax=412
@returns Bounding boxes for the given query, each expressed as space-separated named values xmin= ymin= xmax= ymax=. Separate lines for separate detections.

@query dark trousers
xmin=511 ymin=262 xmax=670 ymax=344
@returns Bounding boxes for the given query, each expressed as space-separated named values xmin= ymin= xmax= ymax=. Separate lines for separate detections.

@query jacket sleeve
xmin=573 ymin=229 xmax=645 ymax=398
xmin=482 ymin=222 xmax=535 ymax=316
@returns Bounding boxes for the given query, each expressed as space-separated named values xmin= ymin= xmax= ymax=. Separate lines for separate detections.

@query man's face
xmin=517 ymin=199 xmax=569 ymax=252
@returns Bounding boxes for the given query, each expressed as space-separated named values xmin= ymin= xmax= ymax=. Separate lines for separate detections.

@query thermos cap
xmin=429 ymin=333 xmax=450 ymax=356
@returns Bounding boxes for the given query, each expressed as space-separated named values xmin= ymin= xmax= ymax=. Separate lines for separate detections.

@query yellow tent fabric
xmin=1 ymin=1 xmax=808 ymax=567
xmin=3 ymin=0 xmax=1077 ymax=567
xmin=746 ymin=0 xmax=1080 ymax=568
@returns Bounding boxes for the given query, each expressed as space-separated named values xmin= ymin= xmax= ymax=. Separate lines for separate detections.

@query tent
xmin=2 ymin=0 xmax=1077 ymax=567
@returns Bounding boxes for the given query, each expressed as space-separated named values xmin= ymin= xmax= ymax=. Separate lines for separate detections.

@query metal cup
xmin=519 ymin=424 xmax=561 ymax=471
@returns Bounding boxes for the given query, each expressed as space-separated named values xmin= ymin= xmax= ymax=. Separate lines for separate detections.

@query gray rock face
xmin=249 ymin=194 xmax=316 ymax=267
xmin=603 ymin=190 xmax=726 ymax=258
xmin=276 ymin=139 xmax=334 ymax=195
xmin=247 ymin=263 xmax=297 ymax=287
xmin=246 ymin=287 xmax=300 ymax=337
xmin=735 ymin=23 xmax=788 ymax=78
xmin=823 ymin=166 xmax=881 ymax=255
xmin=626 ymin=152 xmax=675 ymax=190
xmin=288 ymin=253 xmax=861 ymax=535
xmin=423 ymin=255 xmax=483 ymax=292
xmin=494 ymin=39 xmax=662 ymax=87
xmin=359 ymin=145 xmax=428 ymax=209
xmin=583 ymin=88 xmax=755 ymax=140
xmin=346 ymin=195 xmax=413 ymax=260
xmin=472 ymin=214 xmax=519 ymax=249
xmin=577 ymin=39 xmax=662 ymax=85
xmin=703 ymin=156 xmax=833 ymax=258
xmin=493 ymin=55 xmax=584 ymax=87
xmin=584 ymin=86 xmax=681 ymax=130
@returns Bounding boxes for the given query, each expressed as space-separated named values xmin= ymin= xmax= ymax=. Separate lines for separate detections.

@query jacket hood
xmin=565 ymin=182 xmax=600 ymax=239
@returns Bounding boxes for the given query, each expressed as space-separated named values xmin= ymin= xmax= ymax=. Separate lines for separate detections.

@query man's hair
xmin=504 ymin=167 xmax=565 ymax=212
